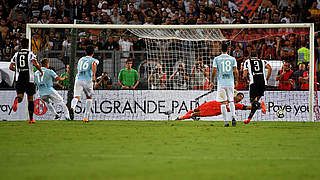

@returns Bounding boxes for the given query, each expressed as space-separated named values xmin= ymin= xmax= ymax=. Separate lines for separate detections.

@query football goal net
xmin=26 ymin=23 xmax=317 ymax=122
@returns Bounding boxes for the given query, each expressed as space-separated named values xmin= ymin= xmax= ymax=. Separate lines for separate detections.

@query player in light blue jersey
xmin=212 ymin=43 xmax=239 ymax=127
xmin=35 ymin=58 xmax=71 ymax=121
xmin=71 ymin=46 xmax=99 ymax=122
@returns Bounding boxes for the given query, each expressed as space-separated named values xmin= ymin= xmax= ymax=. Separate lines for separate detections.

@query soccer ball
xmin=276 ymin=110 xmax=285 ymax=118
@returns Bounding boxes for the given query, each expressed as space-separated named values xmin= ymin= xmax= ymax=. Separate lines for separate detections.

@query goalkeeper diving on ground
xmin=175 ymin=91 xmax=266 ymax=127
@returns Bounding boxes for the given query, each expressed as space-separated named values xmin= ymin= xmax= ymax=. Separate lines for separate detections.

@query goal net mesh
xmin=28 ymin=25 xmax=318 ymax=122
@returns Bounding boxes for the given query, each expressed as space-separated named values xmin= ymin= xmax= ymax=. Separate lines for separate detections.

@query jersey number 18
xmin=221 ymin=60 xmax=232 ymax=72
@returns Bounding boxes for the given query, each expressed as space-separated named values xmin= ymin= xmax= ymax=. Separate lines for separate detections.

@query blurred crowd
xmin=0 ymin=0 xmax=320 ymax=90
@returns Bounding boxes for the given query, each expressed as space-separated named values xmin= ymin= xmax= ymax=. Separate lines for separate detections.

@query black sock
xmin=248 ymin=101 xmax=260 ymax=119
xmin=28 ymin=101 xmax=34 ymax=120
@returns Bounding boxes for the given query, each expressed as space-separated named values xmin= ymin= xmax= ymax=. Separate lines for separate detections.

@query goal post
xmin=26 ymin=23 xmax=316 ymax=121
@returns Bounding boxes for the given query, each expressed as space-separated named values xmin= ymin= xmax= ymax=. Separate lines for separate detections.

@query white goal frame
xmin=26 ymin=23 xmax=315 ymax=121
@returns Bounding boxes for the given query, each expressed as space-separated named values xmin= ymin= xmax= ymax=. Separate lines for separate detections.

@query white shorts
xmin=74 ymin=79 xmax=94 ymax=97
xmin=41 ymin=90 xmax=64 ymax=104
xmin=216 ymin=86 xmax=234 ymax=102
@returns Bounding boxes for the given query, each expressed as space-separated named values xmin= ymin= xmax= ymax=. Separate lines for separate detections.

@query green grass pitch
xmin=1 ymin=120 xmax=320 ymax=180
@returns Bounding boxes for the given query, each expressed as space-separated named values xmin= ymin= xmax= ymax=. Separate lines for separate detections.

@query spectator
xmin=118 ymin=59 xmax=139 ymax=89
xmin=48 ymin=16 xmax=56 ymax=24
xmin=297 ymin=44 xmax=310 ymax=65
xmin=29 ymin=2 xmax=41 ymax=19
xmin=55 ymin=1 xmax=68 ymax=20
xmin=0 ymin=18 xmax=9 ymax=41
xmin=144 ymin=16 xmax=154 ymax=25
xmin=227 ymin=0 xmax=239 ymax=15
xmin=276 ymin=61 xmax=294 ymax=90
xmin=243 ymin=45 xmax=252 ymax=60
xmin=52 ymin=32 xmax=63 ymax=50
xmin=148 ymin=63 xmax=167 ymax=90
xmin=119 ymin=35 xmax=134 ymax=59
xmin=57 ymin=64 xmax=70 ymax=90
xmin=141 ymin=7 xmax=158 ymax=21
xmin=31 ymin=32 xmax=44 ymax=55
xmin=292 ymin=63 xmax=306 ymax=90
xmin=111 ymin=8 xmax=121 ymax=24
xmin=299 ymin=63 xmax=309 ymax=90
xmin=2 ymin=37 xmax=13 ymax=61
xmin=263 ymin=45 xmax=276 ymax=60
xmin=103 ymin=36 xmax=119 ymax=50
xmin=169 ymin=63 xmax=190 ymax=90
xmin=272 ymin=12 xmax=281 ymax=23
xmin=232 ymin=43 xmax=244 ymax=68
xmin=121 ymin=4 xmax=131 ymax=20
xmin=278 ymin=0 xmax=289 ymax=11
xmin=43 ymin=0 xmax=56 ymax=17
xmin=43 ymin=34 xmax=53 ymax=51
xmin=129 ymin=14 xmax=142 ymax=24
xmin=90 ymin=34 xmax=103 ymax=50
xmin=119 ymin=14 xmax=128 ymax=24
xmin=61 ymin=35 xmax=71 ymax=64
xmin=38 ymin=11 xmax=49 ymax=24
xmin=236 ymin=62 xmax=247 ymax=90
xmin=94 ymin=72 xmax=113 ymax=89
xmin=0 ymin=4 xmax=9 ymax=19
xmin=191 ymin=58 xmax=210 ymax=90
xmin=77 ymin=34 xmax=88 ymax=50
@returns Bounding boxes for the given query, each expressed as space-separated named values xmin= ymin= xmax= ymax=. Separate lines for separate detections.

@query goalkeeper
xmin=175 ymin=92 xmax=266 ymax=124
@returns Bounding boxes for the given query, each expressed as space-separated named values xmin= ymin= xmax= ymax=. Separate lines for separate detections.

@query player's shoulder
xmin=131 ymin=69 xmax=138 ymax=73
xmin=119 ymin=68 xmax=126 ymax=73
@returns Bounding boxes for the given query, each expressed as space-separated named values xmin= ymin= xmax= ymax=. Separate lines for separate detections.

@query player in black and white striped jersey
xmin=243 ymin=50 xmax=272 ymax=124
xmin=9 ymin=38 xmax=43 ymax=124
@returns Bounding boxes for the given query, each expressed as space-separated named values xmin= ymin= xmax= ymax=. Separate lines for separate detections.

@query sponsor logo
xmin=34 ymin=99 xmax=48 ymax=116
xmin=0 ymin=104 xmax=13 ymax=115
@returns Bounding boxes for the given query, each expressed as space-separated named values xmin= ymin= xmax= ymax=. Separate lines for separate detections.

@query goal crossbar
xmin=26 ymin=23 xmax=316 ymax=121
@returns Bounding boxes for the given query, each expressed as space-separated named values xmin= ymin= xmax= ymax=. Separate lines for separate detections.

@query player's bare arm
xmin=266 ymin=64 xmax=272 ymax=82
xmin=118 ymin=79 xmax=128 ymax=89
xmin=92 ymin=61 xmax=97 ymax=82
xmin=32 ymin=59 xmax=43 ymax=76
xmin=202 ymin=67 xmax=209 ymax=78
xmin=243 ymin=69 xmax=248 ymax=81
xmin=132 ymin=80 xmax=139 ymax=89
xmin=55 ymin=76 xmax=67 ymax=82
xmin=9 ymin=62 xmax=15 ymax=71
xmin=211 ymin=67 xmax=217 ymax=87
xmin=233 ymin=66 xmax=239 ymax=87
xmin=94 ymin=76 xmax=104 ymax=89
xmin=147 ymin=69 xmax=155 ymax=84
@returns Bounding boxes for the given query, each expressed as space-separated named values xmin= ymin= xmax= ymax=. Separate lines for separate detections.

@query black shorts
xmin=249 ymin=83 xmax=266 ymax=102
xmin=15 ymin=81 xmax=36 ymax=96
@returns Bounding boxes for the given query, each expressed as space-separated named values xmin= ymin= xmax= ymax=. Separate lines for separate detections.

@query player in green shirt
xmin=118 ymin=59 xmax=139 ymax=89
xmin=297 ymin=47 xmax=310 ymax=65
xmin=57 ymin=64 xmax=69 ymax=89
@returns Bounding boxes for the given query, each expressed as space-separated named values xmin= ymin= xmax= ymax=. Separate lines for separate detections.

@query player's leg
xmin=176 ymin=109 xmax=194 ymax=120
xmin=225 ymin=86 xmax=236 ymax=126
xmin=50 ymin=91 xmax=71 ymax=121
xmin=71 ymin=80 xmax=82 ymax=112
xmin=12 ymin=82 xmax=25 ymax=112
xmin=26 ymin=83 xmax=36 ymax=123
xmin=42 ymin=96 xmax=60 ymax=119
xmin=244 ymin=84 xmax=261 ymax=124
xmin=217 ymin=87 xmax=229 ymax=126
xmin=27 ymin=95 xmax=35 ymax=123
xmin=221 ymin=104 xmax=229 ymax=127
xmin=82 ymin=82 xmax=94 ymax=122
xmin=176 ymin=106 xmax=205 ymax=120
xmin=12 ymin=94 xmax=24 ymax=112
